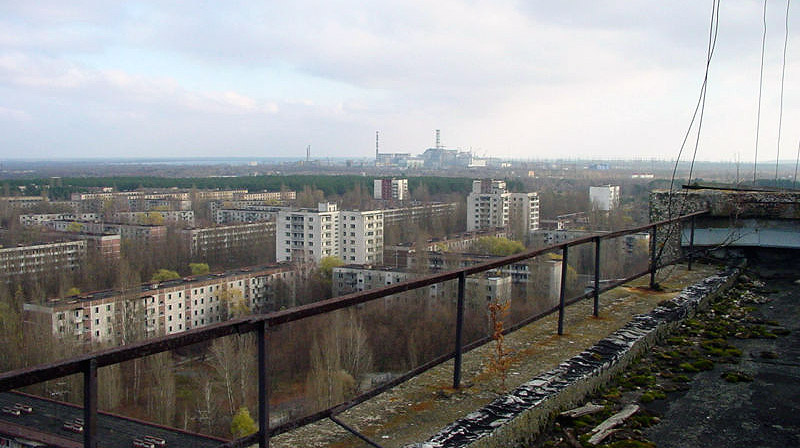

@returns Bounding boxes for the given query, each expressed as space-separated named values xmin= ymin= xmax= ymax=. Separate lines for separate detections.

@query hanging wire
xmin=775 ymin=0 xmax=791 ymax=187
xmin=665 ymin=0 xmax=720 ymax=222
xmin=687 ymin=0 xmax=721 ymax=188
xmin=754 ymin=0 xmax=768 ymax=185
xmin=655 ymin=0 xmax=720 ymax=271
xmin=795 ymin=139 xmax=800 ymax=189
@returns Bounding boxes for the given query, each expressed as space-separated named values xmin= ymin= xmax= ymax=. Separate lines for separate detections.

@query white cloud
xmin=0 ymin=0 xmax=798 ymax=161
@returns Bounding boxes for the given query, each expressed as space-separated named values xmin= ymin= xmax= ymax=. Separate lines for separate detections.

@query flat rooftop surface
xmin=645 ymin=264 xmax=800 ymax=447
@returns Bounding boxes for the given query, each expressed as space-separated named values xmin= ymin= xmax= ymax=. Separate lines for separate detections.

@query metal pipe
xmin=453 ymin=272 xmax=466 ymax=389
xmin=688 ymin=216 xmax=696 ymax=270
xmin=258 ymin=322 xmax=269 ymax=448
xmin=558 ymin=246 xmax=568 ymax=335
xmin=83 ymin=359 xmax=97 ymax=448
xmin=593 ymin=236 xmax=601 ymax=317
xmin=649 ymin=226 xmax=658 ymax=289
xmin=329 ymin=416 xmax=385 ymax=448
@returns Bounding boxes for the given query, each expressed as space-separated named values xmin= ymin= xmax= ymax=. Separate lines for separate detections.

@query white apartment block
xmin=467 ymin=180 xmax=510 ymax=231
xmin=509 ymin=192 xmax=540 ymax=233
xmin=24 ymin=264 xmax=295 ymax=345
xmin=340 ymin=210 xmax=384 ymax=265
xmin=276 ymin=203 xmax=385 ymax=265
xmin=277 ymin=203 xmax=341 ymax=263
xmin=373 ymin=178 xmax=409 ymax=201
xmin=590 ymin=185 xmax=620 ymax=211
xmin=467 ymin=180 xmax=539 ymax=234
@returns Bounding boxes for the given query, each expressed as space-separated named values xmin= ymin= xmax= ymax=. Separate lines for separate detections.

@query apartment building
xmin=332 ymin=264 xmax=511 ymax=307
xmin=46 ymin=220 xmax=166 ymax=243
xmin=19 ymin=213 xmax=99 ymax=226
xmin=237 ymin=191 xmax=296 ymax=201
xmin=467 ymin=180 xmax=510 ymax=231
xmin=276 ymin=203 xmax=341 ymax=263
xmin=23 ymin=264 xmax=295 ymax=345
xmin=340 ymin=210 xmax=384 ymax=264
xmin=509 ymin=192 xmax=540 ymax=233
xmin=181 ymin=222 xmax=276 ymax=259
xmin=373 ymin=178 xmax=409 ymax=201
xmin=384 ymin=228 xmax=507 ymax=267
xmin=0 ymin=240 xmax=87 ymax=283
xmin=113 ymin=210 xmax=195 ymax=226
xmin=381 ymin=202 xmax=458 ymax=226
xmin=589 ymin=185 xmax=620 ymax=211
xmin=0 ymin=196 xmax=49 ymax=210
xmin=467 ymin=180 xmax=539 ymax=234
xmin=214 ymin=208 xmax=280 ymax=224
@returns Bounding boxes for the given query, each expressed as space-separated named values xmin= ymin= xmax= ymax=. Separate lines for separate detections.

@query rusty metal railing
xmin=0 ymin=210 xmax=707 ymax=448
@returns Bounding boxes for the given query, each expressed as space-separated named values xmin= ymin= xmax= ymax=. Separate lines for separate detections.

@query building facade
xmin=340 ymin=210 xmax=384 ymax=264
xmin=23 ymin=264 xmax=294 ymax=345
xmin=467 ymin=180 xmax=539 ymax=234
xmin=277 ymin=203 xmax=341 ymax=263
xmin=0 ymin=240 xmax=87 ymax=283
xmin=181 ymin=222 xmax=276 ymax=259
xmin=589 ymin=185 xmax=621 ymax=211
xmin=373 ymin=178 xmax=409 ymax=201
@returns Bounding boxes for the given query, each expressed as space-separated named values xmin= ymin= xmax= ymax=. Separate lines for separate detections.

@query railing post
xmin=258 ymin=321 xmax=270 ymax=448
xmin=688 ymin=216 xmax=696 ymax=271
xmin=453 ymin=272 xmax=466 ymax=389
xmin=649 ymin=226 xmax=658 ymax=289
xmin=558 ymin=246 xmax=568 ymax=335
xmin=83 ymin=359 xmax=97 ymax=448
xmin=593 ymin=237 xmax=600 ymax=317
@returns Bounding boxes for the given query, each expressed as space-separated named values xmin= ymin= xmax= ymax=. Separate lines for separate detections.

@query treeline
xmin=3 ymin=175 xmax=477 ymax=200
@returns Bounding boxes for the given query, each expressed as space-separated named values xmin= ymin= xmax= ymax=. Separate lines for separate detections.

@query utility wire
xmin=656 ymin=0 xmax=720 ymax=273
xmin=776 ymin=0 xmax=790 ymax=186
xmin=665 ymin=0 xmax=720 ymax=221
xmin=795 ymin=139 xmax=800 ymax=189
xmin=687 ymin=0 xmax=721 ymax=188
xmin=754 ymin=0 xmax=768 ymax=185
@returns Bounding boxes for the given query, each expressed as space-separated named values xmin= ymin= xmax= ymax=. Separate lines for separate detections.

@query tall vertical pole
xmin=593 ymin=237 xmax=601 ymax=317
xmin=453 ymin=272 xmax=466 ymax=389
xmin=258 ymin=322 xmax=270 ymax=448
xmin=83 ymin=359 xmax=97 ymax=448
xmin=688 ymin=216 xmax=696 ymax=271
xmin=649 ymin=226 xmax=658 ymax=289
xmin=558 ymin=246 xmax=569 ymax=335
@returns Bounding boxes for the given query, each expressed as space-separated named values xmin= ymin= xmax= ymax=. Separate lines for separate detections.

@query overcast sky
xmin=0 ymin=1 xmax=797 ymax=162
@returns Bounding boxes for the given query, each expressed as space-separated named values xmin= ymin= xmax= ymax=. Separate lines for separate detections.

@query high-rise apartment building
xmin=467 ymin=179 xmax=539 ymax=235
xmin=276 ymin=203 xmax=385 ymax=265
xmin=373 ymin=178 xmax=409 ymax=201
xmin=340 ymin=210 xmax=384 ymax=265
xmin=589 ymin=185 xmax=621 ymax=211
xmin=467 ymin=180 xmax=510 ymax=231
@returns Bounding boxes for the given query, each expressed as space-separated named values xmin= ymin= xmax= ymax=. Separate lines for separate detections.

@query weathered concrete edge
xmin=410 ymin=267 xmax=740 ymax=448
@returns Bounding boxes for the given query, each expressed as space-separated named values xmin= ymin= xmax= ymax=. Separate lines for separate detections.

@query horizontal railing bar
xmin=0 ymin=211 xmax=707 ymax=395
